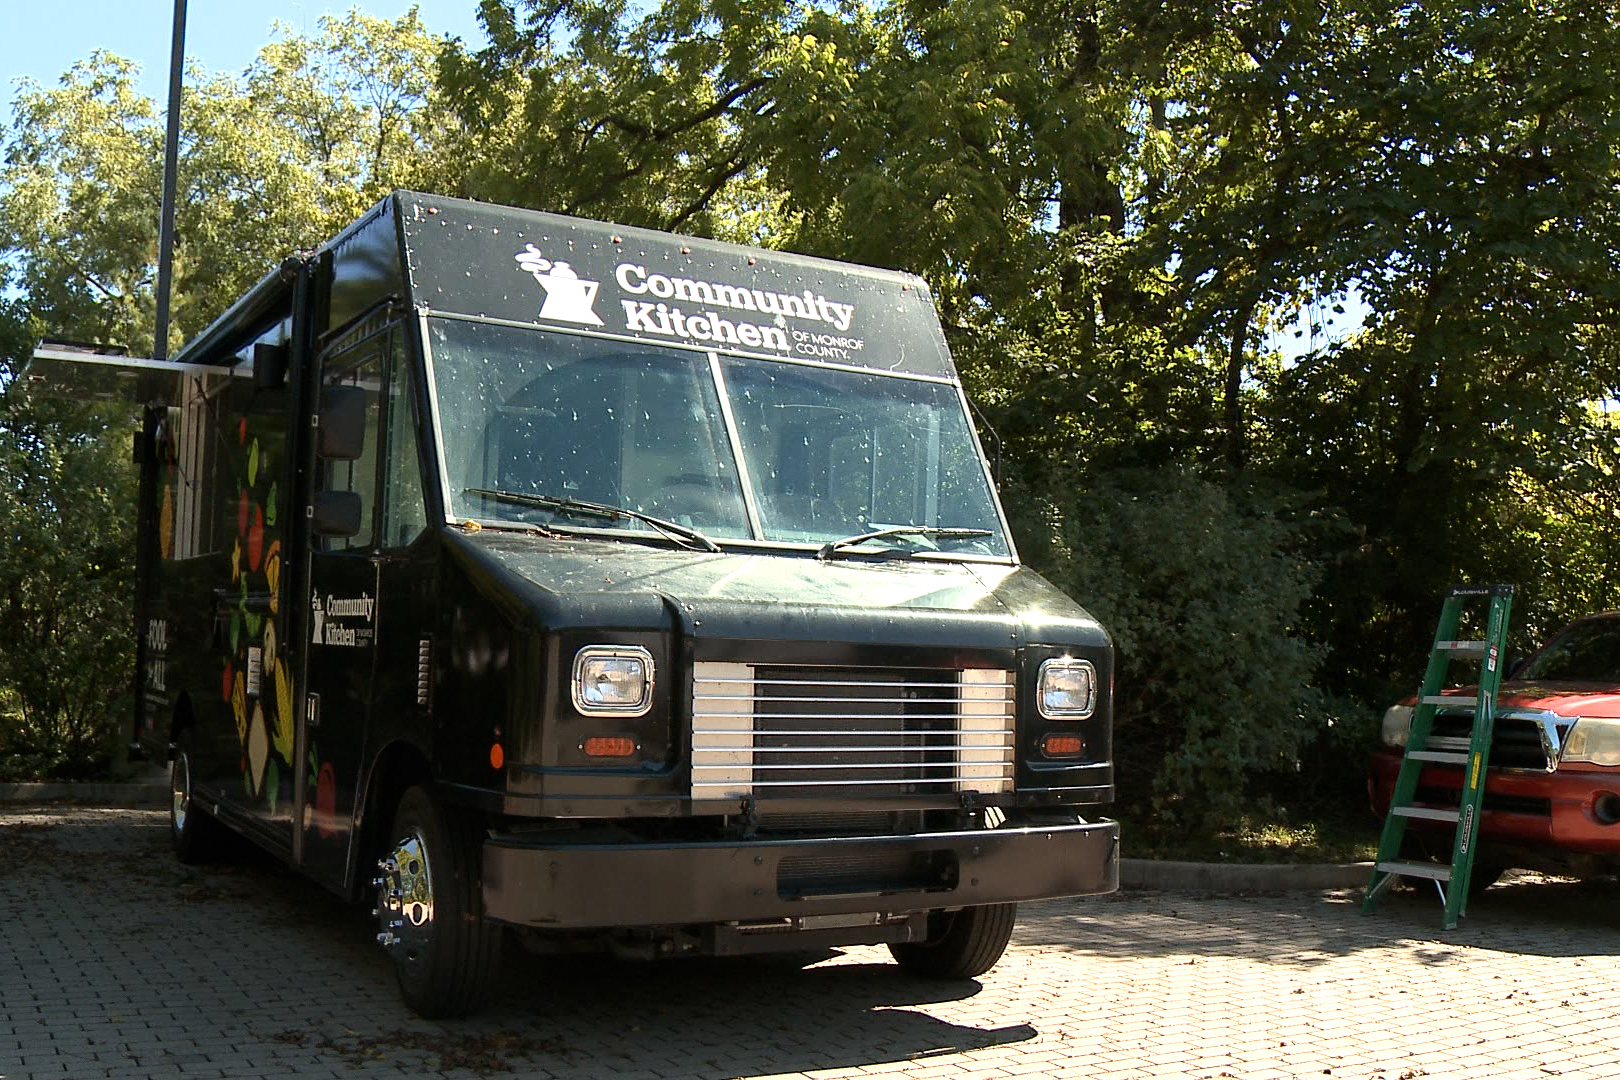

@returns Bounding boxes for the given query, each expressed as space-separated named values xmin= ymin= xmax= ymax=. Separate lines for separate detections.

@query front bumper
xmin=1369 ymin=747 xmax=1620 ymax=855
xmin=481 ymin=819 xmax=1119 ymax=928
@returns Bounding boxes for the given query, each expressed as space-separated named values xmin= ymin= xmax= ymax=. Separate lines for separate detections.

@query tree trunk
xmin=1224 ymin=293 xmax=1257 ymax=469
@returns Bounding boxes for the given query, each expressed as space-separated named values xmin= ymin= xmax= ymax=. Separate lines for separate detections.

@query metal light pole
xmin=131 ymin=0 xmax=187 ymax=763
xmin=153 ymin=0 xmax=187 ymax=361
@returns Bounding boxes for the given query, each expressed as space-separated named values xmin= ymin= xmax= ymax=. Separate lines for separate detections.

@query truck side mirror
xmin=310 ymin=490 xmax=363 ymax=538
xmin=318 ymin=385 xmax=368 ymax=461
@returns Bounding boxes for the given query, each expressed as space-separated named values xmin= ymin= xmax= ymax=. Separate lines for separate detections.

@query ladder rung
xmin=1421 ymin=695 xmax=1478 ymax=708
xmin=1376 ymin=860 xmax=1452 ymax=882
xmin=1425 ymin=736 xmax=1473 ymax=751
xmin=1392 ymin=806 xmax=1461 ymax=823
xmin=1406 ymin=750 xmax=1469 ymax=765
xmin=1435 ymin=640 xmax=1488 ymax=656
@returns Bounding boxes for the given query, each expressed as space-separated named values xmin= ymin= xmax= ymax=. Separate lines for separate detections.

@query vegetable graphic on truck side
xmin=39 ymin=192 xmax=1118 ymax=1017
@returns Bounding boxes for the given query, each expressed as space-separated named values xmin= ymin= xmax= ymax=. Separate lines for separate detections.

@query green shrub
xmin=1008 ymin=467 xmax=1334 ymax=838
xmin=0 ymin=391 xmax=137 ymax=782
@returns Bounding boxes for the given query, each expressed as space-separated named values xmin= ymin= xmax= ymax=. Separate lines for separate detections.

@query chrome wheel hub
xmin=170 ymin=752 xmax=190 ymax=834
xmin=374 ymin=833 xmax=433 ymax=962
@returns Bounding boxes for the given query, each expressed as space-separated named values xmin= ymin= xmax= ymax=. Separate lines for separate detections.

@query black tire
xmin=1463 ymin=861 xmax=1506 ymax=899
xmin=888 ymin=903 xmax=1018 ymax=980
xmin=170 ymin=735 xmax=225 ymax=864
xmin=375 ymin=786 xmax=501 ymax=1018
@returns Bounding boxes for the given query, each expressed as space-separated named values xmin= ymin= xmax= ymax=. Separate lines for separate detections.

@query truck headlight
xmin=1038 ymin=657 xmax=1097 ymax=719
xmin=1561 ymin=717 xmax=1620 ymax=766
xmin=1381 ymin=704 xmax=1414 ymax=748
xmin=572 ymin=646 xmax=655 ymax=716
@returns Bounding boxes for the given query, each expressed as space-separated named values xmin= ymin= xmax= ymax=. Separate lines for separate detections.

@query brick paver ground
xmin=4 ymin=806 xmax=1619 ymax=1079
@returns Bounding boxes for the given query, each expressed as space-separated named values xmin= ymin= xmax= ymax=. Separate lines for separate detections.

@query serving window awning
xmin=19 ymin=340 xmax=232 ymax=404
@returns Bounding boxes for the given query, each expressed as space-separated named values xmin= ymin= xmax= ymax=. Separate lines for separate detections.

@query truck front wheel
xmin=170 ymin=735 xmax=225 ymax=863
xmin=889 ymin=902 xmax=1018 ymax=979
xmin=374 ymin=786 xmax=502 ymax=1017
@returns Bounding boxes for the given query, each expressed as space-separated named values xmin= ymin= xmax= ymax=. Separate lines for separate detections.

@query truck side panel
xmin=152 ymin=316 xmax=298 ymax=858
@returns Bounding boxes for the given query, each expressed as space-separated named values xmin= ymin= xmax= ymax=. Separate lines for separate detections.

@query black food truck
xmin=34 ymin=192 xmax=1117 ymax=1017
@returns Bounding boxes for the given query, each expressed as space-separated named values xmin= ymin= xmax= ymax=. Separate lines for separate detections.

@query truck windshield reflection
xmin=427 ymin=318 xmax=1008 ymax=556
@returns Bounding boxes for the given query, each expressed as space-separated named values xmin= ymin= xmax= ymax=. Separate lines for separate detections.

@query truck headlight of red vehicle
xmin=572 ymin=646 xmax=655 ymax=716
xmin=1561 ymin=717 xmax=1620 ymax=766
xmin=1037 ymin=657 xmax=1097 ymax=719
xmin=1381 ymin=704 xmax=1414 ymax=748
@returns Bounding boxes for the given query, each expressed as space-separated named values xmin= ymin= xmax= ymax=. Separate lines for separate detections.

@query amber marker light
xmin=583 ymin=736 xmax=637 ymax=758
xmin=489 ymin=743 xmax=505 ymax=769
xmin=1043 ymin=733 xmax=1085 ymax=758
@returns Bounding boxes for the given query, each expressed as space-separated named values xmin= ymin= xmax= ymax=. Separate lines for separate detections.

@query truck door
xmin=296 ymin=317 xmax=429 ymax=890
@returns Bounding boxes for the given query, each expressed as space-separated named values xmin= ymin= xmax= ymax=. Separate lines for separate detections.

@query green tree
xmin=1 ymin=10 xmax=444 ymax=355
xmin=434 ymin=1 xmax=1146 ymax=326
xmin=1251 ymin=1 xmax=1620 ymax=700
xmin=0 ymin=300 xmax=137 ymax=778
xmin=0 ymin=9 xmax=447 ymax=777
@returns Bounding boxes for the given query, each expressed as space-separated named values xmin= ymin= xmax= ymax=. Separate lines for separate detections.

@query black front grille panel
xmin=1431 ymin=710 xmax=1553 ymax=771
xmin=754 ymin=666 xmax=955 ymax=798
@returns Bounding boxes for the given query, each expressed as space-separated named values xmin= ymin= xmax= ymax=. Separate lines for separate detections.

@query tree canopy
xmin=0 ymin=10 xmax=442 ymax=776
xmin=2 ymin=0 xmax=1616 ymax=830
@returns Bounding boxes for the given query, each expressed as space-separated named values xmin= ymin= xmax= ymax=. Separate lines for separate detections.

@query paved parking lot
xmin=4 ymin=806 xmax=1620 ymax=1080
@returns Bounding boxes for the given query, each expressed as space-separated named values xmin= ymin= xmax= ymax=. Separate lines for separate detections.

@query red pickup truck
xmin=1369 ymin=611 xmax=1620 ymax=883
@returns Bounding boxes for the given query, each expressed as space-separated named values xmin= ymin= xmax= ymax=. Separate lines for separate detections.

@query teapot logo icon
xmin=516 ymin=244 xmax=605 ymax=326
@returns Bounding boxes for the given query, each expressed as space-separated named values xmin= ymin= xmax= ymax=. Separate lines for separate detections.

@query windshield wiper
xmin=816 ymin=525 xmax=994 ymax=561
xmin=464 ymin=488 xmax=722 ymax=553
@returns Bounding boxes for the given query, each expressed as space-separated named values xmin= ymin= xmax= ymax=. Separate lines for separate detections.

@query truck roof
xmin=173 ymin=191 xmax=960 ymax=383
xmin=398 ymin=192 xmax=957 ymax=381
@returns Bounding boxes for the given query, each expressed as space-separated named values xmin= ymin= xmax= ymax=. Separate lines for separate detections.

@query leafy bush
xmin=0 ymin=387 xmax=137 ymax=782
xmin=1007 ymin=467 xmax=1336 ymax=838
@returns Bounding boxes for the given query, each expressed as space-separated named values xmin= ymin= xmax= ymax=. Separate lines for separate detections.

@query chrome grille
xmin=1431 ymin=708 xmax=1572 ymax=771
xmin=690 ymin=663 xmax=1015 ymax=800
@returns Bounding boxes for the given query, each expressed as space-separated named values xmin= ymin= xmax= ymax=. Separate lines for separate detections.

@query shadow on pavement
xmin=4 ymin=808 xmax=1038 ymax=1079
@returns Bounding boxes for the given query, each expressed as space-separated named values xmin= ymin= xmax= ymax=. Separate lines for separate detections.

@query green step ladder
xmin=1363 ymin=584 xmax=1514 ymax=929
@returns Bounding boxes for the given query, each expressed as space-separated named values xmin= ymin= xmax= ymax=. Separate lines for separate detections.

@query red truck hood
xmin=1500 ymin=683 xmax=1620 ymax=718
xmin=1417 ymin=683 xmax=1620 ymax=718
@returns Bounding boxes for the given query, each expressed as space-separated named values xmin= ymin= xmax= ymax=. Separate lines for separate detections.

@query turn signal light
xmin=489 ymin=743 xmax=505 ymax=770
xmin=582 ymin=736 xmax=637 ymax=758
xmin=1043 ymin=733 xmax=1085 ymax=758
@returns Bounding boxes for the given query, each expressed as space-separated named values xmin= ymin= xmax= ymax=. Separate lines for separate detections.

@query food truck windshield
xmin=423 ymin=316 xmax=1011 ymax=558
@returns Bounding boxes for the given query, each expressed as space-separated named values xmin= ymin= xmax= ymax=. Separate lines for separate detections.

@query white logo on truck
xmin=311 ymin=590 xmax=374 ymax=648
xmin=515 ymin=244 xmax=870 ymax=360
xmin=516 ymin=245 xmax=606 ymax=327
